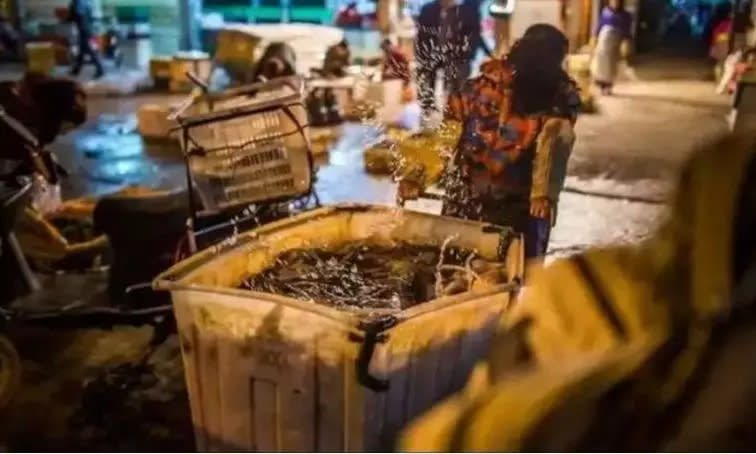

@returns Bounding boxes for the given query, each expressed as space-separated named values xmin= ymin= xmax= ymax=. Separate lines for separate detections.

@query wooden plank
xmin=344 ymin=353 xmax=366 ymax=452
xmin=404 ymin=319 xmax=443 ymax=424
xmin=381 ymin=328 xmax=415 ymax=448
xmin=362 ymin=343 xmax=388 ymax=451
xmin=217 ymin=335 xmax=253 ymax=451
xmin=431 ymin=316 xmax=465 ymax=398
xmin=252 ymin=378 xmax=280 ymax=451
xmin=174 ymin=302 xmax=207 ymax=451
xmin=278 ymin=337 xmax=316 ymax=451
xmin=196 ymin=322 xmax=223 ymax=451
xmin=315 ymin=334 xmax=345 ymax=452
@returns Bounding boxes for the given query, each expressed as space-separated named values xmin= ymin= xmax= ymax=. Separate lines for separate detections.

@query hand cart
xmin=171 ymin=74 xmax=319 ymax=253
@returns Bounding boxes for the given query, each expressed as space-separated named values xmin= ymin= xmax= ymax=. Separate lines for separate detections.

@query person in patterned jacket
xmin=398 ymin=24 xmax=580 ymax=258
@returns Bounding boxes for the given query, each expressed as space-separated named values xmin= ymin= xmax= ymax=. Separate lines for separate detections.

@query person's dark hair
xmin=20 ymin=73 xmax=87 ymax=145
xmin=508 ymin=23 xmax=571 ymax=115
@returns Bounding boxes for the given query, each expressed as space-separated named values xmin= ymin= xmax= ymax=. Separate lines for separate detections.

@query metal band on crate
xmin=351 ymin=315 xmax=398 ymax=392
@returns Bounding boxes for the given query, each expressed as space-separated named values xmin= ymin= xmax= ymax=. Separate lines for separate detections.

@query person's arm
xmin=468 ymin=6 xmax=493 ymax=57
xmin=530 ymin=82 xmax=578 ymax=221
xmin=530 ymin=117 xmax=576 ymax=222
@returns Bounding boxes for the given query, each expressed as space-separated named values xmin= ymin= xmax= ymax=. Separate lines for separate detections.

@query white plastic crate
xmin=174 ymin=76 xmax=312 ymax=214
xmin=155 ymin=205 xmax=525 ymax=451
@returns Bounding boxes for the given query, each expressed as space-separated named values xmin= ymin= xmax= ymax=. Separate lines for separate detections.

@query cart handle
xmin=167 ymin=71 xmax=211 ymax=122
xmin=167 ymin=75 xmax=304 ymax=123
xmin=350 ymin=315 xmax=398 ymax=392
xmin=0 ymin=106 xmax=39 ymax=148
xmin=186 ymin=71 xmax=209 ymax=93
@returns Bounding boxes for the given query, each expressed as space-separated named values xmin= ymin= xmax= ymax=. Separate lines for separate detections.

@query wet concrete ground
xmin=0 ymin=51 xmax=732 ymax=449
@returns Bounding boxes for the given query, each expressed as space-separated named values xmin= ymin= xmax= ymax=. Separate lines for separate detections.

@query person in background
xmin=335 ymin=2 xmax=362 ymax=28
xmin=0 ymin=16 xmax=20 ymax=61
xmin=709 ymin=4 xmax=733 ymax=67
xmin=398 ymin=24 xmax=579 ymax=259
xmin=726 ymin=47 xmax=756 ymax=94
xmin=380 ymin=38 xmax=411 ymax=86
xmin=322 ymin=39 xmax=351 ymax=78
xmin=591 ymin=0 xmax=633 ymax=95
xmin=68 ymin=0 xmax=104 ymax=78
xmin=462 ymin=0 xmax=494 ymax=67
xmin=732 ymin=0 xmax=754 ymax=51
xmin=249 ymin=41 xmax=297 ymax=83
xmin=705 ymin=1 xmax=731 ymax=47
xmin=414 ymin=0 xmax=492 ymax=125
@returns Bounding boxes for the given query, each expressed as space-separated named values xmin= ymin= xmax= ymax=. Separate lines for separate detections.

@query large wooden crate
xmin=155 ymin=205 xmax=524 ymax=451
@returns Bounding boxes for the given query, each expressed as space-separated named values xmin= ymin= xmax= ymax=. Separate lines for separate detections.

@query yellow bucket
xmin=214 ymin=29 xmax=263 ymax=67
xmin=26 ymin=42 xmax=56 ymax=75
xmin=150 ymin=56 xmax=173 ymax=79
xmin=170 ymin=52 xmax=212 ymax=92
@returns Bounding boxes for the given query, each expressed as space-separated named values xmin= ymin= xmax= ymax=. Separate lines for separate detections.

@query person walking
xmin=381 ymin=38 xmax=411 ymax=86
xmin=414 ymin=0 xmax=491 ymax=125
xmin=398 ymin=24 xmax=580 ymax=259
xmin=68 ymin=0 xmax=104 ymax=78
xmin=591 ymin=0 xmax=633 ymax=95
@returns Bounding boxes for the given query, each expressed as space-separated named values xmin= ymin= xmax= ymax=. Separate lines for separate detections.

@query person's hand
xmin=530 ymin=197 xmax=551 ymax=220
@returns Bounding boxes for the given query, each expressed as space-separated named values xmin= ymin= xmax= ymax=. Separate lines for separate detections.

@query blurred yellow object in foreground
xmin=400 ymin=134 xmax=756 ymax=451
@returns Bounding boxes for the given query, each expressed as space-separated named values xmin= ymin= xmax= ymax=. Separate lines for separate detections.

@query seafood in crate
xmin=243 ymin=242 xmax=509 ymax=310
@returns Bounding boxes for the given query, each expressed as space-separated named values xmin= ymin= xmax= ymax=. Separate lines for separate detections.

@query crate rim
xmin=155 ymin=271 xmax=517 ymax=331
xmin=155 ymin=204 xmax=513 ymax=282
xmin=153 ymin=203 xmax=522 ymax=324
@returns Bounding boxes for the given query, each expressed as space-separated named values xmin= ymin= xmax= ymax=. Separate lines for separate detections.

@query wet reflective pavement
xmin=50 ymin=106 xmax=669 ymax=258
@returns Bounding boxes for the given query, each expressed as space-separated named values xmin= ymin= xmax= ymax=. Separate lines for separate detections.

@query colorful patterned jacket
xmin=444 ymin=58 xmax=580 ymax=204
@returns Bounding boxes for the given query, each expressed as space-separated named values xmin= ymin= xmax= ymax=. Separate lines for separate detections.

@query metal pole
xmin=178 ymin=0 xmax=203 ymax=51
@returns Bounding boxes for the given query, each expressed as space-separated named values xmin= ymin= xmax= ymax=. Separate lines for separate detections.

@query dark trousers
xmin=71 ymin=30 xmax=104 ymax=76
xmin=416 ymin=54 xmax=472 ymax=118
xmin=443 ymin=197 xmax=551 ymax=259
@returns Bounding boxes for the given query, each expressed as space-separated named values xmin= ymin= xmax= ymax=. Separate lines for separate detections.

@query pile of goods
xmin=242 ymin=241 xmax=507 ymax=311
xmin=363 ymin=127 xmax=411 ymax=174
